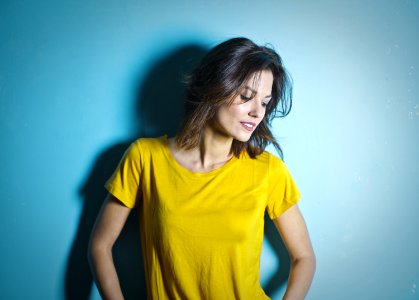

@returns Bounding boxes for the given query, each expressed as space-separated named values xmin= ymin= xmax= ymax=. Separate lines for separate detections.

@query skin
xmin=88 ymin=69 xmax=315 ymax=300
xmin=88 ymin=195 xmax=130 ymax=300
xmin=169 ymin=70 xmax=273 ymax=172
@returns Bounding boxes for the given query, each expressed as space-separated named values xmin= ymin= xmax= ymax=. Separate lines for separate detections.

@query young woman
xmin=88 ymin=37 xmax=315 ymax=300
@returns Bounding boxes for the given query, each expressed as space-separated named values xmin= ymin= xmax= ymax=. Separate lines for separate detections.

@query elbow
xmin=291 ymin=250 xmax=316 ymax=272
xmin=87 ymin=238 xmax=97 ymax=267
xmin=310 ymin=248 xmax=317 ymax=269
xmin=87 ymin=239 xmax=96 ymax=266
xmin=87 ymin=236 xmax=112 ymax=267
xmin=308 ymin=251 xmax=316 ymax=273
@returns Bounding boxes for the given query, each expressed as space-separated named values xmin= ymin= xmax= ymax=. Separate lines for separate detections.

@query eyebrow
xmin=243 ymin=86 xmax=272 ymax=99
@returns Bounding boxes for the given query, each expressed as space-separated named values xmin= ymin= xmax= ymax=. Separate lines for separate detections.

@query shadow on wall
xmin=264 ymin=214 xmax=291 ymax=295
xmin=64 ymin=41 xmax=291 ymax=299
xmin=64 ymin=43 xmax=208 ymax=300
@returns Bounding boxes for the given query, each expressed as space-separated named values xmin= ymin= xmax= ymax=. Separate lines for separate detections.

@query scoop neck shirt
xmin=105 ymin=136 xmax=301 ymax=299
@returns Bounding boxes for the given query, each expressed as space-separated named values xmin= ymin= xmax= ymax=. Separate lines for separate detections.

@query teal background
xmin=1 ymin=1 xmax=418 ymax=299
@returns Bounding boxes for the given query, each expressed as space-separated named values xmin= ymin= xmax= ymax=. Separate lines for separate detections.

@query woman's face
xmin=211 ymin=69 xmax=273 ymax=142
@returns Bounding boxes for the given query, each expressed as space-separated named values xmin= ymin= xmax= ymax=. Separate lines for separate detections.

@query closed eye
xmin=262 ymin=97 xmax=272 ymax=108
xmin=240 ymin=95 xmax=252 ymax=101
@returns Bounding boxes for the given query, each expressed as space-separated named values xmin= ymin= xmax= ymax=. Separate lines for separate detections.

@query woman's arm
xmin=88 ymin=194 xmax=132 ymax=300
xmin=273 ymin=204 xmax=316 ymax=300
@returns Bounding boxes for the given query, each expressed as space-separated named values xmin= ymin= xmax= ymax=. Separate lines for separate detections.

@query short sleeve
xmin=266 ymin=154 xmax=301 ymax=219
xmin=105 ymin=141 xmax=142 ymax=208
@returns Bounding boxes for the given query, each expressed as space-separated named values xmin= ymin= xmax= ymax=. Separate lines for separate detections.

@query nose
xmin=248 ymin=99 xmax=264 ymax=119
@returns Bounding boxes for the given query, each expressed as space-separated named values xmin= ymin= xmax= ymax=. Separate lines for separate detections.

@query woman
xmin=88 ymin=37 xmax=315 ymax=300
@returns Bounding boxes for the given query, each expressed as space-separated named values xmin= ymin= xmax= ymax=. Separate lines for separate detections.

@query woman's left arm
xmin=273 ymin=204 xmax=316 ymax=300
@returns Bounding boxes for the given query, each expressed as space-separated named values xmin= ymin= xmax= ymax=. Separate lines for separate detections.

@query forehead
xmin=242 ymin=70 xmax=273 ymax=94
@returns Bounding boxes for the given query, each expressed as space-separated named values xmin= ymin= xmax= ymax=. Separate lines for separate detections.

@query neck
xmin=198 ymin=126 xmax=233 ymax=167
xmin=170 ymin=126 xmax=234 ymax=172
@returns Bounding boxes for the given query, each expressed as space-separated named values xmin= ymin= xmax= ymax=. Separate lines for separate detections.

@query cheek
xmin=230 ymin=105 xmax=247 ymax=118
xmin=219 ymin=108 xmax=237 ymax=122
xmin=214 ymin=109 xmax=233 ymax=130
xmin=216 ymin=104 xmax=246 ymax=126
xmin=261 ymin=110 xmax=267 ymax=119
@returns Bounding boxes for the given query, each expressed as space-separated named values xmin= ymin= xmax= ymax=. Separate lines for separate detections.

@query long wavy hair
xmin=175 ymin=37 xmax=293 ymax=159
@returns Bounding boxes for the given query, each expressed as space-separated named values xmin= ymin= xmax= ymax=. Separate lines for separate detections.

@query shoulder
xmin=121 ymin=136 xmax=167 ymax=165
xmin=131 ymin=136 xmax=167 ymax=152
xmin=243 ymin=150 xmax=284 ymax=167
xmin=253 ymin=151 xmax=289 ymax=177
xmin=236 ymin=150 xmax=286 ymax=175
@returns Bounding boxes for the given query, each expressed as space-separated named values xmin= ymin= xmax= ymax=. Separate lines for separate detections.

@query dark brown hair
xmin=175 ymin=37 xmax=293 ymax=159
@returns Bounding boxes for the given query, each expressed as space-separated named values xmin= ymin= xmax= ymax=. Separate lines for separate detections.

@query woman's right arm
xmin=88 ymin=194 xmax=132 ymax=300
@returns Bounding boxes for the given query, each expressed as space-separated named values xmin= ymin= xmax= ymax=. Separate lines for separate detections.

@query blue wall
xmin=1 ymin=1 xmax=418 ymax=299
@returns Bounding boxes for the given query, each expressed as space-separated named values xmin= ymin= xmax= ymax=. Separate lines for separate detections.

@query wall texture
xmin=1 ymin=1 xmax=418 ymax=299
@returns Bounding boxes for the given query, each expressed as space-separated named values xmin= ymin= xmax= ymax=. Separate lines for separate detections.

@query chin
xmin=233 ymin=133 xmax=252 ymax=143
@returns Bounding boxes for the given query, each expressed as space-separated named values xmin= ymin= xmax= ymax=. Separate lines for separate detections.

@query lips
xmin=240 ymin=122 xmax=256 ymax=132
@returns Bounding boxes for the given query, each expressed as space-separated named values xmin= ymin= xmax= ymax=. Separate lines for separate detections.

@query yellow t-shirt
xmin=105 ymin=136 xmax=301 ymax=300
